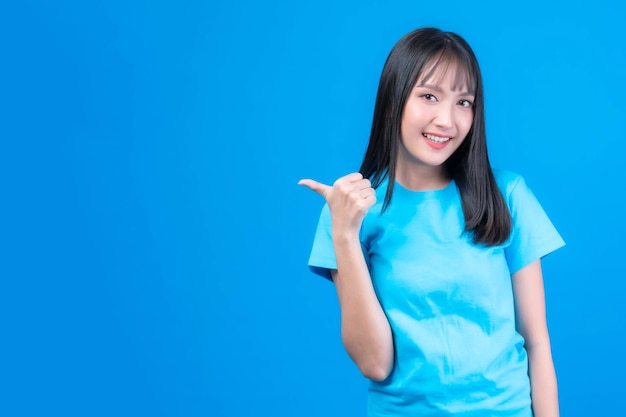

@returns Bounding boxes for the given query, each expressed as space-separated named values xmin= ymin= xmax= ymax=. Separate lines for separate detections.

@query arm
xmin=299 ymin=173 xmax=394 ymax=381
xmin=330 ymin=238 xmax=394 ymax=381
xmin=512 ymin=260 xmax=559 ymax=417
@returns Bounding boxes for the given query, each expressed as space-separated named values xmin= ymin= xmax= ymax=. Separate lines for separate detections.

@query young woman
xmin=299 ymin=28 xmax=564 ymax=416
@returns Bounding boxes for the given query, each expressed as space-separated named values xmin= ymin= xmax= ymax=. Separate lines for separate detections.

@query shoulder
xmin=492 ymin=168 xmax=525 ymax=199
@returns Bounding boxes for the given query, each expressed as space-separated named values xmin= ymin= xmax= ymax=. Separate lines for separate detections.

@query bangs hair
xmin=417 ymin=44 xmax=478 ymax=97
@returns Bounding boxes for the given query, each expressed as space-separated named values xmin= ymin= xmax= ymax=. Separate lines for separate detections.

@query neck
xmin=395 ymin=164 xmax=450 ymax=191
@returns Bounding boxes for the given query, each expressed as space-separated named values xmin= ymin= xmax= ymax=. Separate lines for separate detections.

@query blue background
xmin=2 ymin=1 xmax=625 ymax=416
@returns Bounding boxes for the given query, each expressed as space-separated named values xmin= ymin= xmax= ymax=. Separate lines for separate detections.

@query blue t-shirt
xmin=307 ymin=170 xmax=565 ymax=417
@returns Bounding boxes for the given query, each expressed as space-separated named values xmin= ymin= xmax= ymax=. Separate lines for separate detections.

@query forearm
xmin=332 ymin=232 xmax=394 ymax=381
xmin=511 ymin=261 xmax=559 ymax=417
xmin=527 ymin=342 xmax=559 ymax=417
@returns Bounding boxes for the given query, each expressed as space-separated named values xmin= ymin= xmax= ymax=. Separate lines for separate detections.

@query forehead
xmin=416 ymin=56 xmax=475 ymax=93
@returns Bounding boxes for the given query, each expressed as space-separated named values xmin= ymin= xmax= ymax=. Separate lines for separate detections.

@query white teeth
xmin=424 ymin=133 xmax=451 ymax=143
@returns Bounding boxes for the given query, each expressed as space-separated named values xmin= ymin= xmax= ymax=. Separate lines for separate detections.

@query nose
xmin=434 ymin=104 xmax=453 ymax=129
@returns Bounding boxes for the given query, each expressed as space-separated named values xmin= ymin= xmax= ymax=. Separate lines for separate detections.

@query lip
xmin=423 ymin=132 xmax=452 ymax=150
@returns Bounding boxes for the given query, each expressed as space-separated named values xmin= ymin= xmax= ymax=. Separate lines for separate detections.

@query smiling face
xmin=396 ymin=60 xmax=475 ymax=189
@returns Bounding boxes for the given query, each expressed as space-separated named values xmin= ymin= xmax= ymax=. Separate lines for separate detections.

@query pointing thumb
xmin=298 ymin=179 xmax=331 ymax=198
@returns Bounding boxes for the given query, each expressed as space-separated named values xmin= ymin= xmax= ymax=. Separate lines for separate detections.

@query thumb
xmin=298 ymin=179 xmax=331 ymax=198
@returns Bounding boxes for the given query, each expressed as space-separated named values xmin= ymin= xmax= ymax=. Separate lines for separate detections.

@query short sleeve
xmin=307 ymin=204 xmax=336 ymax=280
xmin=504 ymin=175 xmax=565 ymax=274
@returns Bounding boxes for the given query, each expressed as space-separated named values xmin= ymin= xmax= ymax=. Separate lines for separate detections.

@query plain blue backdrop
xmin=2 ymin=0 xmax=625 ymax=416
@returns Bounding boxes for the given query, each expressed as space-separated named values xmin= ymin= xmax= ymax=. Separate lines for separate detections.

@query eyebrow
xmin=415 ymin=83 xmax=475 ymax=97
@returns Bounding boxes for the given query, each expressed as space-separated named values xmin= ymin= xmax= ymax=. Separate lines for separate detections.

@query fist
xmin=299 ymin=173 xmax=376 ymax=234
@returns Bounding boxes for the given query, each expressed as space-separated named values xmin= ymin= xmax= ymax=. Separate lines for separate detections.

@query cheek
xmin=460 ymin=113 xmax=473 ymax=136
xmin=399 ymin=112 xmax=415 ymax=139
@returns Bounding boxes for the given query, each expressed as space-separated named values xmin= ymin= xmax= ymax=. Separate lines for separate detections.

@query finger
xmin=359 ymin=188 xmax=376 ymax=199
xmin=343 ymin=172 xmax=364 ymax=183
xmin=362 ymin=194 xmax=377 ymax=209
xmin=363 ymin=194 xmax=377 ymax=203
xmin=353 ymin=178 xmax=372 ymax=190
xmin=298 ymin=179 xmax=332 ymax=198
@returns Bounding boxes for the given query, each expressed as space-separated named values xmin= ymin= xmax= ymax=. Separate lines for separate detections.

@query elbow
xmin=340 ymin=320 xmax=394 ymax=381
xmin=342 ymin=332 xmax=394 ymax=382
xmin=361 ymin=363 xmax=392 ymax=382
xmin=350 ymin=348 xmax=393 ymax=381
xmin=523 ymin=334 xmax=552 ymax=356
xmin=343 ymin=339 xmax=393 ymax=381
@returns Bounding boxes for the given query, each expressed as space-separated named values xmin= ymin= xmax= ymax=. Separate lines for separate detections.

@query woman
xmin=300 ymin=27 xmax=564 ymax=416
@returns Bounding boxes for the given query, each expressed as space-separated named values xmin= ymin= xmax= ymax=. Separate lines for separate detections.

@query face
xmin=397 ymin=61 xmax=475 ymax=185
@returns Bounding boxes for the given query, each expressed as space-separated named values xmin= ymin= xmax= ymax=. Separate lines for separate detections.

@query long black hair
xmin=359 ymin=27 xmax=511 ymax=246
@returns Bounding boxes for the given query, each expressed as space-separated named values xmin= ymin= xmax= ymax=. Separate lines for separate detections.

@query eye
xmin=421 ymin=94 xmax=438 ymax=101
xmin=458 ymin=99 xmax=474 ymax=107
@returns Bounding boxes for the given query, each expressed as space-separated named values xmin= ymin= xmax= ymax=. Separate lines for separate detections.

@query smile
xmin=423 ymin=133 xmax=452 ymax=144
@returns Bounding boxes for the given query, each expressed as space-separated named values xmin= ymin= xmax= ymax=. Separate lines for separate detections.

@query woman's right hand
xmin=298 ymin=173 xmax=376 ymax=236
xmin=299 ymin=173 xmax=393 ymax=381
